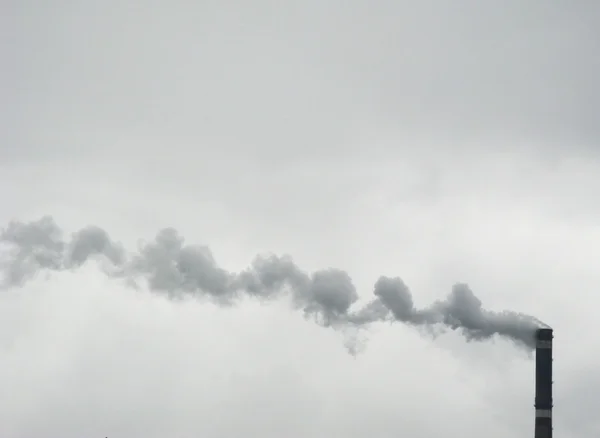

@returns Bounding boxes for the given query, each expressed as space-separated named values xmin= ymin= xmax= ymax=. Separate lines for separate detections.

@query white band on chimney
xmin=536 ymin=340 xmax=552 ymax=349
xmin=536 ymin=409 xmax=552 ymax=418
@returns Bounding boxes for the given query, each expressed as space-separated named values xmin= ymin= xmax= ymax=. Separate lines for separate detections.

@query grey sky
xmin=2 ymin=2 xmax=599 ymax=437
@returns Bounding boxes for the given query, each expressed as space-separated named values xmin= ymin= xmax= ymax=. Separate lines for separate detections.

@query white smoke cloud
xmin=1 ymin=216 xmax=545 ymax=351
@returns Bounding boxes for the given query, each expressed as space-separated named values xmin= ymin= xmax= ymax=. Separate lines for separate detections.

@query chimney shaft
xmin=534 ymin=328 xmax=553 ymax=438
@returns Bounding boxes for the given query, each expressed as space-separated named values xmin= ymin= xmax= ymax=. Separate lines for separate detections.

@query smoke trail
xmin=0 ymin=216 xmax=545 ymax=350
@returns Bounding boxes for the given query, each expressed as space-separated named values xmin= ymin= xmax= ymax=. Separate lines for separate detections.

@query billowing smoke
xmin=0 ymin=216 xmax=546 ymax=351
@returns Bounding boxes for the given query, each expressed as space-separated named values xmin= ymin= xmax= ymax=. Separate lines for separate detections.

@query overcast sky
xmin=2 ymin=1 xmax=599 ymax=437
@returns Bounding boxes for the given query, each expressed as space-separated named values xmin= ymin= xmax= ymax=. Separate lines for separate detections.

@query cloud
xmin=3 ymin=1 xmax=599 ymax=437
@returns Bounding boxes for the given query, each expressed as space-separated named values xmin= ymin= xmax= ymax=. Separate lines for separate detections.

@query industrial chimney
xmin=534 ymin=328 xmax=553 ymax=438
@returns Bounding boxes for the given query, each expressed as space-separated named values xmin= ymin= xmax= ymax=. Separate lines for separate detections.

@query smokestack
xmin=535 ymin=328 xmax=553 ymax=438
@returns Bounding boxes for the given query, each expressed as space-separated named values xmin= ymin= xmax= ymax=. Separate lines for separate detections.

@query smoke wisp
xmin=0 ymin=216 xmax=545 ymax=351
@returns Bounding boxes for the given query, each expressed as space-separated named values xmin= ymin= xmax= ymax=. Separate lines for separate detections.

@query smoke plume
xmin=0 ymin=216 xmax=545 ymax=350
